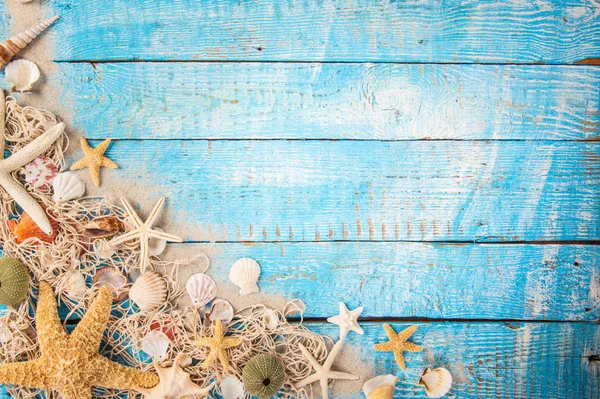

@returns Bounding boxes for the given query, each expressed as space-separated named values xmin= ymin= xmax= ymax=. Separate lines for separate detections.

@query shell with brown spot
xmin=8 ymin=211 xmax=58 ymax=244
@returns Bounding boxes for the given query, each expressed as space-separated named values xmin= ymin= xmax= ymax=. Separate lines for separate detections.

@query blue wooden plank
xmin=75 ymin=140 xmax=600 ymax=242
xmin=52 ymin=62 xmax=600 ymax=140
xmin=40 ymin=0 xmax=600 ymax=64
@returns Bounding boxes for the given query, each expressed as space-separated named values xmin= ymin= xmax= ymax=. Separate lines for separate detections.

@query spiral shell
xmin=229 ymin=258 xmax=261 ymax=296
xmin=242 ymin=354 xmax=285 ymax=399
xmin=185 ymin=273 xmax=216 ymax=308
xmin=52 ymin=171 xmax=85 ymax=203
xmin=0 ymin=15 xmax=59 ymax=69
xmin=23 ymin=156 xmax=57 ymax=188
xmin=92 ymin=266 xmax=128 ymax=301
xmin=0 ymin=258 xmax=29 ymax=307
xmin=141 ymin=330 xmax=170 ymax=361
xmin=66 ymin=270 xmax=86 ymax=300
xmin=363 ymin=375 xmax=398 ymax=399
xmin=420 ymin=367 xmax=452 ymax=398
xmin=129 ymin=272 xmax=167 ymax=311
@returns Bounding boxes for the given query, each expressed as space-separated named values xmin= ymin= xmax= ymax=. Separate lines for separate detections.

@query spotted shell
xmin=92 ymin=266 xmax=128 ymax=301
xmin=242 ymin=354 xmax=285 ymax=399
xmin=83 ymin=216 xmax=123 ymax=239
xmin=129 ymin=272 xmax=167 ymax=311
xmin=8 ymin=211 xmax=58 ymax=244
xmin=0 ymin=258 xmax=29 ymax=307
xmin=23 ymin=156 xmax=57 ymax=189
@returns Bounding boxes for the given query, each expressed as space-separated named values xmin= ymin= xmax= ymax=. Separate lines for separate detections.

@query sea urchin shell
xmin=242 ymin=354 xmax=285 ymax=399
xmin=0 ymin=257 xmax=29 ymax=307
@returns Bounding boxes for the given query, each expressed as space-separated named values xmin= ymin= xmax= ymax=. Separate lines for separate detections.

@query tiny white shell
xmin=221 ymin=375 xmax=245 ymax=399
xmin=0 ymin=323 xmax=13 ymax=344
xmin=4 ymin=59 xmax=40 ymax=92
xmin=420 ymin=367 xmax=452 ymax=398
xmin=206 ymin=298 xmax=234 ymax=324
xmin=148 ymin=227 xmax=168 ymax=256
xmin=52 ymin=172 xmax=85 ymax=203
xmin=263 ymin=308 xmax=279 ymax=330
xmin=185 ymin=273 xmax=216 ymax=308
xmin=363 ymin=375 xmax=398 ymax=399
xmin=141 ymin=330 xmax=170 ymax=361
xmin=229 ymin=257 xmax=261 ymax=296
xmin=129 ymin=271 xmax=167 ymax=311
xmin=66 ymin=270 xmax=86 ymax=300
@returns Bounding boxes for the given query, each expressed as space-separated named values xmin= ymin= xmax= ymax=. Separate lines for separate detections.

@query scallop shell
xmin=185 ymin=273 xmax=216 ymax=308
xmin=263 ymin=308 xmax=279 ymax=330
xmin=52 ymin=171 xmax=85 ymax=203
xmin=66 ymin=270 xmax=86 ymax=300
xmin=206 ymin=298 xmax=234 ymax=324
xmin=148 ymin=227 xmax=168 ymax=256
xmin=221 ymin=375 xmax=245 ymax=399
xmin=363 ymin=375 xmax=398 ymax=399
xmin=83 ymin=216 xmax=123 ymax=239
xmin=129 ymin=271 xmax=167 ymax=311
xmin=0 ymin=258 xmax=29 ymax=307
xmin=141 ymin=330 xmax=170 ymax=361
xmin=242 ymin=354 xmax=285 ymax=399
xmin=0 ymin=15 xmax=59 ymax=69
xmin=92 ymin=266 xmax=128 ymax=302
xmin=420 ymin=367 xmax=452 ymax=398
xmin=229 ymin=258 xmax=261 ymax=296
xmin=23 ymin=156 xmax=57 ymax=189
xmin=5 ymin=59 xmax=40 ymax=92
xmin=8 ymin=211 xmax=58 ymax=244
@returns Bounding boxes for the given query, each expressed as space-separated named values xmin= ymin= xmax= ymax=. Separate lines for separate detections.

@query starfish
xmin=0 ymin=91 xmax=64 ymax=234
xmin=374 ymin=324 xmax=423 ymax=369
xmin=109 ymin=197 xmax=183 ymax=273
xmin=0 ymin=282 xmax=159 ymax=399
xmin=70 ymin=137 xmax=118 ymax=187
xmin=295 ymin=340 xmax=358 ymax=399
xmin=327 ymin=302 xmax=364 ymax=340
xmin=195 ymin=319 xmax=242 ymax=373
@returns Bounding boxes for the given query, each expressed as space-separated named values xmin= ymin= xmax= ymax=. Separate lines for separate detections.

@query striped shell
xmin=229 ymin=258 xmax=261 ymax=296
xmin=93 ymin=266 xmax=128 ymax=301
xmin=363 ymin=375 xmax=398 ymax=399
xmin=0 ymin=16 xmax=59 ymax=69
xmin=242 ymin=354 xmax=285 ymax=399
xmin=185 ymin=273 xmax=216 ymax=308
xmin=23 ymin=156 xmax=57 ymax=188
xmin=141 ymin=330 xmax=170 ymax=360
xmin=129 ymin=272 xmax=167 ymax=311
xmin=0 ymin=258 xmax=29 ymax=307
xmin=52 ymin=171 xmax=85 ymax=203
xmin=420 ymin=367 xmax=452 ymax=398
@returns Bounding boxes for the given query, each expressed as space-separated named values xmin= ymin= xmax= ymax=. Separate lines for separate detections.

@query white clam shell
xmin=141 ymin=330 xmax=170 ymax=361
xmin=129 ymin=271 xmax=167 ymax=311
xmin=420 ymin=368 xmax=452 ymax=398
xmin=66 ymin=270 xmax=86 ymax=300
xmin=221 ymin=375 xmax=245 ymax=399
xmin=4 ymin=59 xmax=40 ymax=92
xmin=52 ymin=171 xmax=85 ymax=203
xmin=263 ymin=308 xmax=279 ymax=330
xmin=185 ymin=273 xmax=216 ymax=308
xmin=229 ymin=257 xmax=261 ymax=296
xmin=206 ymin=298 xmax=234 ymax=324
xmin=363 ymin=375 xmax=398 ymax=399
xmin=148 ymin=227 xmax=168 ymax=256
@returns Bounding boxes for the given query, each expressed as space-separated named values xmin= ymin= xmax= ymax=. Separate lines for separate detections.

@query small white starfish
xmin=327 ymin=302 xmax=364 ymax=340
xmin=0 ymin=90 xmax=64 ymax=234
xmin=295 ymin=340 xmax=358 ymax=399
xmin=110 ymin=197 xmax=183 ymax=272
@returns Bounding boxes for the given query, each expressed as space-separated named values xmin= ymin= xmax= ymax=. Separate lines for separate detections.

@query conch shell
xmin=0 ymin=15 xmax=59 ymax=69
xmin=363 ymin=375 xmax=398 ymax=399
xmin=8 ymin=211 xmax=58 ymax=244
xmin=82 ymin=216 xmax=123 ymax=239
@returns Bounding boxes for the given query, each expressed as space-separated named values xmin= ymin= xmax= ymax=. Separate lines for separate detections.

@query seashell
xmin=129 ymin=271 xmax=167 ymax=311
xmin=420 ymin=367 xmax=452 ymax=398
xmin=263 ymin=308 xmax=279 ymax=330
xmin=8 ymin=210 xmax=58 ymax=244
xmin=4 ymin=59 xmax=40 ymax=92
xmin=92 ymin=266 xmax=128 ymax=302
xmin=52 ymin=171 xmax=85 ymax=203
xmin=363 ymin=375 xmax=398 ymax=399
xmin=221 ymin=375 xmax=245 ymax=399
xmin=242 ymin=354 xmax=285 ymax=399
xmin=83 ymin=216 xmax=123 ymax=239
xmin=0 ymin=257 xmax=29 ymax=307
xmin=0 ymin=15 xmax=59 ymax=69
xmin=229 ymin=257 xmax=261 ymax=296
xmin=66 ymin=270 xmax=86 ymax=300
xmin=141 ymin=330 xmax=170 ymax=361
xmin=206 ymin=298 xmax=234 ymax=324
xmin=150 ymin=318 xmax=179 ymax=341
xmin=148 ymin=227 xmax=168 ymax=256
xmin=23 ymin=156 xmax=57 ymax=189
xmin=185 ymin=273 xmax=216 ymax=308
xmin=92 ymin=239 xmax=116 ymax=259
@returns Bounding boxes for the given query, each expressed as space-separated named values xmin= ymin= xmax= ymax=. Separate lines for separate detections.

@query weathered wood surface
xmin=83 ymin=139 xmax=600 ymax=242
xmin=43 ymin=0 xmax=600 ymax=64
xmin=57 ymin=62 xmax=600 ymax=140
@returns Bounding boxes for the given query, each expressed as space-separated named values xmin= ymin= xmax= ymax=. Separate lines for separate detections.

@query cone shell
xmin=206 ymin=298 xmax=234 ymax=324
xmin=185 ymin=273 xmax=216 ymax=308
xmin=141 ymin=330 xmax=170 ymax=360
xmin=93 ymin=266 xmax=128 ymax=301
xmin=363 ymin=375 xmax=398 ymax=399
xmin=242 ymin=354 xmax=285 ymax=399
xmin=83 ymin=216 xmax=123 ymax=239
xmin=221 ymin=375 xmax=245 ymax=399
xmin=8 ymin=211 xmax=58 ymax=244
xmin=129 ymin=271 xmax=167 ymax=311
xmin=66 ymin=270 xmax=86 ymax=300
xmin=420 ymin=367 xmax=452 ymax=398
xmin=23 ymin=156 xmax=57 ymax=188
xmin=229 ymin=257 xmax=261 ymax=296
xmin=0 ymin=257 xmax=29 ymax=307
xmin=0 ymin=15 xmax=59 ymax=69
xmin=52 ymin=171 xmax=85 ymax=203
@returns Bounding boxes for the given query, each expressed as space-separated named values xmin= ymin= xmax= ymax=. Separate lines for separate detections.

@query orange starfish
xmin=195 ymin=319 xmax=242 ymax=372
xmin=70 ymin=137 xmax=118 ymax=186
xmin=374 ymin=324 xmax=422 ymax=369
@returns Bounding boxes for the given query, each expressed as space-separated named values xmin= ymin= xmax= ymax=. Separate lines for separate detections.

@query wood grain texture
xmin=55 ymin=62 xmax=600 ymax=140
xmin=43 ymin=0 xmax=600 ymax=64
xmin=171 ymin=242 xmax=600 ymax=321
xmin=83 ymin=139 xmax=600 ymax=242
